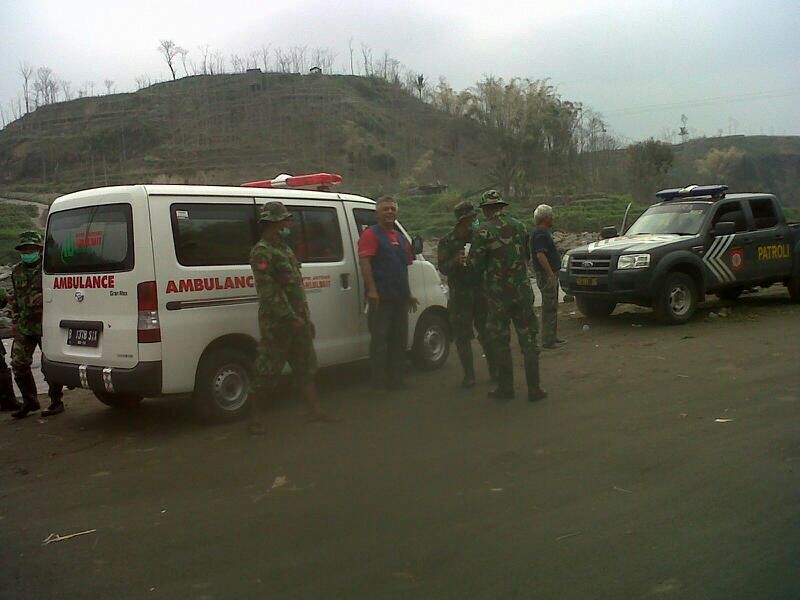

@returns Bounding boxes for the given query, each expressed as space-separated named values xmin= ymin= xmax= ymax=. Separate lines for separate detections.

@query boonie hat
xmin=15 ymin=230 xmax=44 ymax=250
xmin=479 ymin=189 xmax=508 ymax=208
xmin=453 ymin=201 xmax=477 ymax=222
xmin=259 ymin=202 xmax=292 ymax=222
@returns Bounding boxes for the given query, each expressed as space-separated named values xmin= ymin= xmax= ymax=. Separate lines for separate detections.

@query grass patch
xmin=0 ymin=204 xmax=40 ymax=264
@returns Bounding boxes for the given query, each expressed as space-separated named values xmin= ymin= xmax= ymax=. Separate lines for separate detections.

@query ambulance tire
xmin=788 ymin=276 xmax=800 ymax=302
xmin=412 ymin=312 xmax=450 ymax=371
xmin=94 ymin=391 xmax=142 ymax=409
xmin=654 ymin=272 xmax=697 ymax=325
xmin=194 ymin=347 xmax=253 ymax=423
xmin=575 ymin=296 xmax=616 ymax=318
xmin=717 ymin=287 xmax=742 ymax=301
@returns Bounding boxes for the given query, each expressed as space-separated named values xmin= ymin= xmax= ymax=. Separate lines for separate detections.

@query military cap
xmin=453 ymin=201 xmax=477 ymax=222
xmin=259 ymin=201 xmax=292 ymax=222
xmin=479 ymin=189 xmax=508 ymax=208
xmin=15 ymin=230 xmax=44 ymax=250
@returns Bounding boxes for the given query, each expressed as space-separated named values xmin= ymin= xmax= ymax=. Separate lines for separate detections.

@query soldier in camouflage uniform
xmin=437 ymin=201 xmax=492 ymax=387
xmin=0 ymin=288 xmax=20 ymax=411
xmin=10 ymin=231 xmax=65 ymax=419
xmin=248 ymin=202 xmax=331 ymax=435
xmin=470 ymin=191 xmax=547 ymax=402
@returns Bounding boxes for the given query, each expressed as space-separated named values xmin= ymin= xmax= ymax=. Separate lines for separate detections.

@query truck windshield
xmin=625 ymin=203 xmax=709 ymax=236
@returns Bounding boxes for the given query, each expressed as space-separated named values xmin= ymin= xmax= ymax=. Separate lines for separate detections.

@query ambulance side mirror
xmin=411 ymin=236 xmax=424 ymax=256
xmin=711 ymin=221 xmax=736 ymax=236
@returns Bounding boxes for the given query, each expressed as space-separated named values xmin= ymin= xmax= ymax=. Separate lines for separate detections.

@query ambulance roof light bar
xmin=656 ymin=184 xmax=728 ymax=201
xmin=241 ymin=172 xmax=343 ymax=191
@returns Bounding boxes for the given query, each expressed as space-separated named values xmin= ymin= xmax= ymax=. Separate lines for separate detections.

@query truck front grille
xmin=569 ymin=255 xmax=611 ymax=276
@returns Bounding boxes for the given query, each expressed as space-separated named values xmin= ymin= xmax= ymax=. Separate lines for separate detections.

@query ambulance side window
xmin=353 ymin=208 xmax=376 ymax=235
xmin=171 ymin=204 xmax=257 ymax=266
xmin=748 ymin=199 xmax=778 ymax=230
xmin=285 ymin=207 xmax=344 ymax=263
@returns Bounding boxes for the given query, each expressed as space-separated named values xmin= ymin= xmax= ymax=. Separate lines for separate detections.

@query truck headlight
xmin=561 ymin=254 xmax=570 ymax=271
xmin=617 ymin=254 xmax=650 ymax=270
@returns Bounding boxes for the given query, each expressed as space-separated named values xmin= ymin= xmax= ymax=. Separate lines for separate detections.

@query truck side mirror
xmin=412 ymin=235 xmax=424 ymax=255
xmin=711 ymin=221 xmax=736 ymax=236
xmin=600 ymin=226 xmax=618 ymax=239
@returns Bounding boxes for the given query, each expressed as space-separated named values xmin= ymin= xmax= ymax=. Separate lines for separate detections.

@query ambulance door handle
xmin=340 ymin=273 xmax=351 ymax=290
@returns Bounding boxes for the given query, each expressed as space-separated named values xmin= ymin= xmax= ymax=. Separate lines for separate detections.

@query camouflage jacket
xmin=470 ymin=212 xmax=532 ymax=301
xmin=10 ymin=260 xmax=44 ymax=336
xmin=249 ymin=238 xmax=309 ymax=330
xmin=437 ymin=227 xmax=481 ymax=289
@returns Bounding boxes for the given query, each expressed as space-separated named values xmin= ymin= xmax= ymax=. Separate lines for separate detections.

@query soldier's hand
xmin=408 ymin=296 xmax=420 ymax=313
xmin=367 ymin=289 xmax=380 ymax=307
xmin=291 ymin=317 xmax=306 ymax=329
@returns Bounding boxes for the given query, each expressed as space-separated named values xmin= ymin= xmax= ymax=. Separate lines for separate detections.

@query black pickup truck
xmin=559 ymin=185 xmax=800 ymax=324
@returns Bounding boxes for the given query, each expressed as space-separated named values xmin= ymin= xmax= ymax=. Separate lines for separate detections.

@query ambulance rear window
xmin=44 ymin=204 xmax=134 ymax=274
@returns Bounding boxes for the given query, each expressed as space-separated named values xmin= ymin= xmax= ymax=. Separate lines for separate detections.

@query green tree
xmin=627 ymin=139 xmax=674 ymax=200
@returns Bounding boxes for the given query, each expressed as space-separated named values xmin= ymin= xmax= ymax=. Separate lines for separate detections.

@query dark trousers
xmin=12 ymin=334 xmax=63 ymax=404
xmin=368 ymin=300 xmax=408 ymax=386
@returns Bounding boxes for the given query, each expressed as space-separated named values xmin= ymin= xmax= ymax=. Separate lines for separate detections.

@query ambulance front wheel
xmin=412 ymin=312 xmax=450 ymax=370
xmin=94 ymin=391 xmax=142 ymax=409
xmin=194 ymin=347 xmax=253 ymax=422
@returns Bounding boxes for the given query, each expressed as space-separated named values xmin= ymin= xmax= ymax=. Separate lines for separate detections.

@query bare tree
xmin=197 ymin=44 xmax=210 ymax=75
xmin=360 ymin=42 xmax=373 ymax=77
xmin=259 ymin=44 xmax=271 ymax=72
xmin=179 ymin=48 xmax=190 ymax=76
xmin=158 ymin=39 xmax=184 ymax=80
xmin=348 ymin=37 xmax=355 ymax=75
xmin=104 ymin=79 xmax=114 ymax=94
xmin=211 ymin=50 xmax=226 ymax=74
xmin=135 ymin=74 xmax=151 ymax=90
xmin=18 ymin=61 xmax=33 ymax=113
xmin=289 ymin=46 xmax=307 ymax=73
xmin=248 ymin=50 xmax=260 ymax=70
xmin=34 ymin=67 xmax=58 ymax=105
xmin=274 ymin=47 xmax=290 ymax=73
xmin=61 ymin=80 xmax=73 ymax=101
xmin=414 ymin=73 xmax=426 ymax=99
xmin=230 ymin=53 xmax=245 ymax=73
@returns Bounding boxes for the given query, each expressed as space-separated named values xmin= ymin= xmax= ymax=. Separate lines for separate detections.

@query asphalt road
xmin=1 ymin=290 xmax=799 ymax=600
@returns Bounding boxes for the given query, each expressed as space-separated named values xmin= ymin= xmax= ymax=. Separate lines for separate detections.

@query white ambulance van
xmin=41 ymin=174 xmax=450 ymax=421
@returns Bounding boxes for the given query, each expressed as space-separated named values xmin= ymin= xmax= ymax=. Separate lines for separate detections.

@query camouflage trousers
xmin=537 ymin=278 xmax=559 ymax=346
xmin=249 ymin=324 xmax=318 ymax=402
xmin=485 ymin=295 xmax=539 ymax=357
xmin=448 ymin=285 xmax=488 ymax=346
xmin=11 ymin=334 xmax=63 ymax=402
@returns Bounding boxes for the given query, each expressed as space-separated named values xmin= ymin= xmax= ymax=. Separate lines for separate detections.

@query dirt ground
xmin=1 ymin=289 xmax=799 ymax=600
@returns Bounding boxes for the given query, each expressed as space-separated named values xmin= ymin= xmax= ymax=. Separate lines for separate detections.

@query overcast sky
xmin=1 ymin=0 xmax=798 ymax=141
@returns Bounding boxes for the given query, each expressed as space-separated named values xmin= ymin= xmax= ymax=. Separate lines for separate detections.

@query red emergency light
xmin=241 ymin=172 xmax=343 ymax=190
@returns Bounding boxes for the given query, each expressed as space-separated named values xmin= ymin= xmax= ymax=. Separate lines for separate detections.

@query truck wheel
xmin=654 ymin=272 xmax=697 ymax=325
xmin=194 ymin=347 xmax=253 ymax=422
xmin=412 ymin=312 xmax=450 ymax=370
xmin=94 ymin=392 xmax=142 ymax=409
xmin=717 ymin=287 xmax=742 ymax=301
xmin=788 ymin=276 xmax=800 ymax=302
xmin=575 ymin=296 xmax=617 ymax=318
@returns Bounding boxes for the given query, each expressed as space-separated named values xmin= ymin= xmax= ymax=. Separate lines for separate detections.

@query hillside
xmin=0 ymin=73 xmax=496 ymax=197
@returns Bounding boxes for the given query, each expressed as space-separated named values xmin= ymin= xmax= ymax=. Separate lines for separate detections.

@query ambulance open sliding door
xmin=346 ymin=204 xmax=377 ymax=358
xmin=275 ymin=201 xmax=361 ymax=367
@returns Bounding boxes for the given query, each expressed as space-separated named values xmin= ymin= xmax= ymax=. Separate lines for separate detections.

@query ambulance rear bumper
xmin=42 ymin=357 xmax=163 ymax=397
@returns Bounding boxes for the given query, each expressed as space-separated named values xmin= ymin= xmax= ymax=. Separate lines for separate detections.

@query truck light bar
xmin=656 ymin=184 xmax=728 ymax=201
xmin=241 ymin=173 xmax=343 ymax=190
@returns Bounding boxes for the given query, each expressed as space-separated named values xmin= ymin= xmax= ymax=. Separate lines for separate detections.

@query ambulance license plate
xmin=67 ymin=328 xmax=99 ymax=347
xmin=576 ymin=276 xmax=598 ymax=286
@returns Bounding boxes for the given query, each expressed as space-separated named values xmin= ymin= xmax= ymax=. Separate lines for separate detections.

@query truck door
xmin=707 ymin=200 xmax=753 ymax=286
xmin=261 ymin=200 xmax=361 ymax=367
xmin=745 ymin=197 xmax=793 ymax=280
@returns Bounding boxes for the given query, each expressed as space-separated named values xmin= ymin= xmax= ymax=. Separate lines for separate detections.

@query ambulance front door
xmin=274 ymin=201 xmax=361 ymax=366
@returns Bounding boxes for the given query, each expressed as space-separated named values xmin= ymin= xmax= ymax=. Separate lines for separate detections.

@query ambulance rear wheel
xmin=654 ymin=272 xmax=697 ymax=325
xmin=194 ymin=347 xmax=253 ymax=422
xmin=412 ymin=312 xmax=450 ymax=371
xmin=94 ymin=392 xmax=142 ymax=409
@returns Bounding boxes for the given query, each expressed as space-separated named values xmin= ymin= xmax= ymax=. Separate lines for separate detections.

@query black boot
xmin=12 ymin=372 xmax=40 ymax=419
xmin=524 ymin=353 xmax=547 ymax=402
xmin=0 ymin=368 xmax=19 ymax=411
xmin=455 ymin=340 xmax=475 ymax=388
xmin=487 ymin=345 xmax=514 ymax=400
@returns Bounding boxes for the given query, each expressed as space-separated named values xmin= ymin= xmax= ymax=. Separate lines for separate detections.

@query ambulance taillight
xmin=137 ymin=281 xmax=161 ymax=343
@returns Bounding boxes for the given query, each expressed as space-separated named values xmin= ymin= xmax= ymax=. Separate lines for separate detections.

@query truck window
xmin=45 ymin=204 xmax=134 ymax=274
xmin=711 ymin=201 xmax=747 ymax=232
xmin=748 ymin=199 xmax=778 ymax=229
xmin=172 ymin=204 xmax=257 ymax=266
xmin=353 ymin=208 xmax=377 ymax=234
xmin=285 ymin=207 xmax=344 ymax=263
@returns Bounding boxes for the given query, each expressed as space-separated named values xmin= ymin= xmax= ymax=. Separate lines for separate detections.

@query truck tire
xmin=717 ymin=287 xmax=743 ymax=301
xmin=788 ymin=276 xmax=800 ymax=302
xmin=193 ymin=347 xmax=253 ymax=423
xmin=412 ymin=312 xmax=450 ymax=370
xmin=94 ymin=392 xmax=142 ymax=409
xmin=654 ymin=272 xmax=697 ymax=325
xmin=575 ymin=296 xmax=617 ymax=318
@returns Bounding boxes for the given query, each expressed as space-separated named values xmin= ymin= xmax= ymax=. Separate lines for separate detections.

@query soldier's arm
xmin=437 ymin=239 xmax=455 ymax=276
xmin=469 ymin=230 xmax=488 ymax=279
xmin=250 ymin=248 xmax=297 ymax=323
